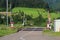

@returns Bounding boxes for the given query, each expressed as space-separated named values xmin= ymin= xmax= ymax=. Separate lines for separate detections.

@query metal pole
xmin=6 ymin=0 xmax=8 ymax=27
xmin=10 ymin=2 xmax=12 ymax=23
xmin=22 ymin=12 xmax=25 ymax=26
xmin=10 ymin=2 xmax=14 ymax=28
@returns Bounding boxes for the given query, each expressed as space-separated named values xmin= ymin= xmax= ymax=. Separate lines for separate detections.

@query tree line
xmin=0 ymin=0 xmax=49 ymax=11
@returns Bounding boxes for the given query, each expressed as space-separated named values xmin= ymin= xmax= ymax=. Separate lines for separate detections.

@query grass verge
xmin=43 ymin=30 xmax=60 ymax=36
xmin=0 ymin=24 xmax=24 ymax=37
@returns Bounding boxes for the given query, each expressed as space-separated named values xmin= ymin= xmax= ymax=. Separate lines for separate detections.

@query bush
xmin=12 ymin=11 xmax=24 ymax=24
xmin=0 ymin=14 xmax=10 ymax=24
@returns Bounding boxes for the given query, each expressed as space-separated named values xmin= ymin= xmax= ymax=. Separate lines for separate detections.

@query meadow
xmin=12 ymin=7 xmax=60 ymax=20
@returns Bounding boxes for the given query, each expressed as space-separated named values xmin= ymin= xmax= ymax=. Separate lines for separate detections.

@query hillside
xmin=12 ymin=7 xmax=60 ymax=20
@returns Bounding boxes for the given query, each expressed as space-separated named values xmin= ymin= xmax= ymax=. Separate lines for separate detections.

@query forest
xmin=0 ymin=0 xmax=52 ymax=11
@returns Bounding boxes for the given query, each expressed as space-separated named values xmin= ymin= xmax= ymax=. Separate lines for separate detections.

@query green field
xmin=12 ymin=7 xmax=47 ymax=18
xmin=12 ymin=7 xmax=60 ymax=20
xmin=12 ymin=7 xmax=60 ymax=27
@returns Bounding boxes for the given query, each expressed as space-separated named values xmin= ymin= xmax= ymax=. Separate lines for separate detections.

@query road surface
xmin=0 ymin=28 xmax=60 ymax=40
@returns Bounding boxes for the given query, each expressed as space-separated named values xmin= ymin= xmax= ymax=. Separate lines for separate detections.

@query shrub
xmin=12 ymin=7 xmax=60 ymax=27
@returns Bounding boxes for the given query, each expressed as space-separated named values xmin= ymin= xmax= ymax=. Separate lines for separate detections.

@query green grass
xmin=0 ymin=24 xmax=24 ymax=37
xmin=12 ymin=7 xmax=47 ymax=18
xmin=0 ymin=24 xmax=35 ymax=37
xmin=0 ymin=25 xmax=17 ymax=37
xmin=43 ymin=30 xmax=60 ymax=36
xmin=12 ymin=7 xmax=60 ymax=19
xmin=0 ymin=29 xmax=17 ymax=37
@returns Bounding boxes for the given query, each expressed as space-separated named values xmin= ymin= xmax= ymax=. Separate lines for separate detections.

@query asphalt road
xmin=0 ymin=28 xmax=60 ymax=40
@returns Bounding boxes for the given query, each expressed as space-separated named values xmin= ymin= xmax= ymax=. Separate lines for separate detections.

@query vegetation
xmin=0 ymin=7 xmax=60 ymax=26
xmin=12 ymin=7 xmax=60 ymax=26
xmin=43 ymin=30 xmax=60 ymax=36
xmin=0 ymin=24 xmax=25 ymax=37
xmin=0 ymin=25 xmax=16 ymax=37
xmin=12 ymin=7 xmax=60 ymax=19
xmin=0 ymin=0 xmax=60 ymax=37
xmin=0 ymin=0 xmax=53 ymax=11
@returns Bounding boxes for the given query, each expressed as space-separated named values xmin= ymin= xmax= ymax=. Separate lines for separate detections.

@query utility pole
xmin=6 ymin=0 xmax=8 ymax=27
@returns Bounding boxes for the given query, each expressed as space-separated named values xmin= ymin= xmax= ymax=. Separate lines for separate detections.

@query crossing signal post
xmin=47 ymin=10 xmax=51 ymax=30
xmin=10 ymin=21 xmax=14 ymax=28
xmin=10 ymin=1 xmax=14 ymax=28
